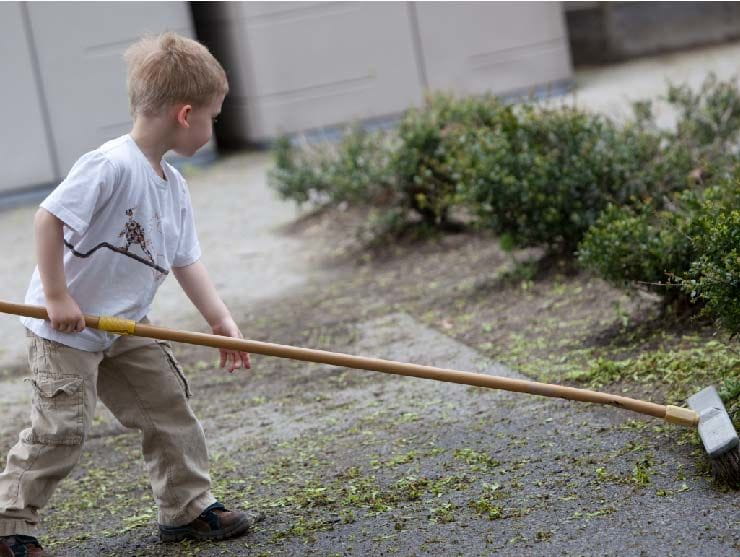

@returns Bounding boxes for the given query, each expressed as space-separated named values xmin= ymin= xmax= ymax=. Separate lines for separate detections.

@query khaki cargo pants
xmin=0 ymin=327 xmax=216 ymax=536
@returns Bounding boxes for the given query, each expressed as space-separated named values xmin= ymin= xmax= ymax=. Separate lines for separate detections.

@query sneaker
xmin=158 ymin=502 xmax=264 ymax=542
xmin=0 ymin=535 xmax=47 ymax=557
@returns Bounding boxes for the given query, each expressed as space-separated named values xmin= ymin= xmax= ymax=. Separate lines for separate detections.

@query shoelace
xmin=198 ymin=501 xmax=228 ymax=530
xmin=199 ymin=501 xmax=227 ymax=518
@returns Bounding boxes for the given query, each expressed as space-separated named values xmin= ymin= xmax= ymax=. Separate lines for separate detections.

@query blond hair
xmin=124 ymin=32 xmax=228 ymax=117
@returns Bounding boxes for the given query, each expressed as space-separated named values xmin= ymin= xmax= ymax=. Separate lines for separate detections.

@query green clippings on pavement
xmin=453 ymin=448 xmax=501 ymax=471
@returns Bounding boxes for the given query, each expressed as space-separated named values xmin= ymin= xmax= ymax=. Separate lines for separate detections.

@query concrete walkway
xmin=570 ymin=41 xmax=740 ymax=126
xmin=2 ymin=39 xmax=740 ymax=371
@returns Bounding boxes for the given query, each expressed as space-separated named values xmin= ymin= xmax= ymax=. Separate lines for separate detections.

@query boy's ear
xmin=176 ymin=104 xmax=192 ymax=128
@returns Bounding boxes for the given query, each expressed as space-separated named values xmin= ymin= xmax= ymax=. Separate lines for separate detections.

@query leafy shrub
xmin=577 ymin=75 xmax=740 ymax=308
xmin=620 ymin=101 xmax=697 ymax=198
xmin=580 ymin=174 xmax=740 ymax=313
xmin=682 ymin=186 xmax=740 ymax=335
xmin=452 ymin=104 xmax=662 ymax=252
xmin=389 ymin=92 xmax=512 ymax=226
xmin=460 ymin=75 xmax=740 ymax=253
xmin=269 ymin=136 xmax=332 ymax=205
xmin=268 ymin=127 xmax=395 ymax=207
xmin=665 ymin=73 xmax=740 ymax=149
xmin=269 ymin=75 xmax=740 ymax=259
xmin=319 ymin=126 xmax=397 ymax=206
xmin=269 ymin=93 xmax=516 ymax=228
xmin=624 ymin=74 xmax=740 ymax=197
xmin=577 ymin=194 xmax=701 ymax=300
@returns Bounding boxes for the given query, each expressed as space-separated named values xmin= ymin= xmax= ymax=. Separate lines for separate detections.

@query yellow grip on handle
xmin=98 ymin=316 xmax=136 ymax=336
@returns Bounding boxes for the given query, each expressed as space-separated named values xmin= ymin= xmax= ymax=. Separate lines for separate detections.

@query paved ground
xmin=568 ymin=40 xmax=740 ymax=126
xmin=11 ymin=312 xmax=738 ymax=556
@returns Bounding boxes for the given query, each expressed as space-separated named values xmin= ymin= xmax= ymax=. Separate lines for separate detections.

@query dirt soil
xmin=2 ymin=204 xmax=737 ymax=556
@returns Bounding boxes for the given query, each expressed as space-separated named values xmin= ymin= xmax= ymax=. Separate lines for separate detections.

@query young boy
xmin=0 ymin=32 xmax=259 ymax=556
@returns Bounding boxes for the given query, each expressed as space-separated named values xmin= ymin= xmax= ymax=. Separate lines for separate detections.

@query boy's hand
xmin=47 ymin=293 xmax=85 ymax=333
xmin=211 ymin=316 xmax=251 ymax=373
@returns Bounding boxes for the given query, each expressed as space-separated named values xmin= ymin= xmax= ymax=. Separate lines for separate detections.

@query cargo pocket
xmin=156 ymin=341 xmax=192 ymax=398
xmin=26 ymin=373 xmax=84 ymax=445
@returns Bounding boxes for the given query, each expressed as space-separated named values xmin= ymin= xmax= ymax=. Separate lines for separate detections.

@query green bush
xmin=320 ymin=126 xmax=397 ymax=206
xmin=665 ymin=73 xmax=740 ymax=149
xmin=682 ymin=186 xmax=740 ymax=334
xmin=579 ymin=175 xmax=740 ymax=313
xmin=269 ymin=93 xmax=517 ymax=228
xmin=268 ymin=75 xmax=740 ymax=260
xmin=620 ymin=101 xmax=697 ymax=198
xmin=268 ymin=127 xmax=395 ymax=207
xmin=389 ymin=92 xmax=511 ymax=226
xmin=452 ymin=104 xmax=661 ymax=252
xmin=577 ymin=193 xmax=701 ymax=300
xmin=459 ymin=75 xmax=740 ymax=253
xmin=576 ymin=75 xmax=740 ymax=309
xmin=623 ymin=74 xmax=740 ymax=195
xmin=269 ymin=135 xmax=332 ymax=205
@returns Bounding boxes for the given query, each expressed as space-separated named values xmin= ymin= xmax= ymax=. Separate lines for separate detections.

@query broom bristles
xmin=710 ymin=444 xmax=740 ymax=489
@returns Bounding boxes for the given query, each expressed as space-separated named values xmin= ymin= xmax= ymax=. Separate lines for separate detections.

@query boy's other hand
xmin=211 ymin=317 xmax=251 ymax=373
xmin=47 ymin=294 xmax=85 ymax=333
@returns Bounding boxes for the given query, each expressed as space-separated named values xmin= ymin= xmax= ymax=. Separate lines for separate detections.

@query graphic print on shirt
xmin=119 ymin=208 xmax=155 ymax=264
xmin=63 ymin=208 xmax=169 ymax=276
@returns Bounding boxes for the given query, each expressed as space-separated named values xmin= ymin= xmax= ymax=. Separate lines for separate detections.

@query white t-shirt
xmin=21 ymin=134 xmax=201 ymax=351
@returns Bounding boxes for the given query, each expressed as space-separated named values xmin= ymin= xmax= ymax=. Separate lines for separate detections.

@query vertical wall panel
xmin=2 ymin=2 xmax=575 ymax=191
xmin=199 ymin=1 xmax=572 ymax=142
xmin=26 ymin=2 xmax=199 ymax=172
xmin=414 ymin=2 xmax=572 ymax=96
xmin=227 ymin=1 xmax=424 ymax=141
xmin=0 ymin=2 xmax=56 ymax=192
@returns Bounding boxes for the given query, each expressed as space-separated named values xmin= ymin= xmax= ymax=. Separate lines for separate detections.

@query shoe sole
xmin=159 ymin=516 xmax=250 ymax=543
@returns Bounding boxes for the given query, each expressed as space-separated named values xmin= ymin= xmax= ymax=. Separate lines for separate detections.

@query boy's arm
xmin=35 ymin=208 xmax=85 ymax=333
xmin=172 ymin=260 xmax=251 ymax=372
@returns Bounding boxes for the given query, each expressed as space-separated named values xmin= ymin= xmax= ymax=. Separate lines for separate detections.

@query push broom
xmin=1 ymin=300 xmax=738 ymax=487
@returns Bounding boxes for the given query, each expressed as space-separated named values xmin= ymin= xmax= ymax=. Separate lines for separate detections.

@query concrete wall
xmin=3 ymin=1 xmax=573 ymax=193
xmin=195 ymin=1 xmax=573 ymax=144
xmin=565 ymin=1 xmax=740 ymax=65
xmin=0 ymin=3 xmax=56 ymax=194
xmin=413 ymin=2 xmax=571 ymax=95
xmin=0 ymin=2 xmax=205 ymax=196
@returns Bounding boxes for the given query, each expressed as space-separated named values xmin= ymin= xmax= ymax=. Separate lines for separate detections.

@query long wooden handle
xmin=0 ymin=301 xmax=699 ymax=426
